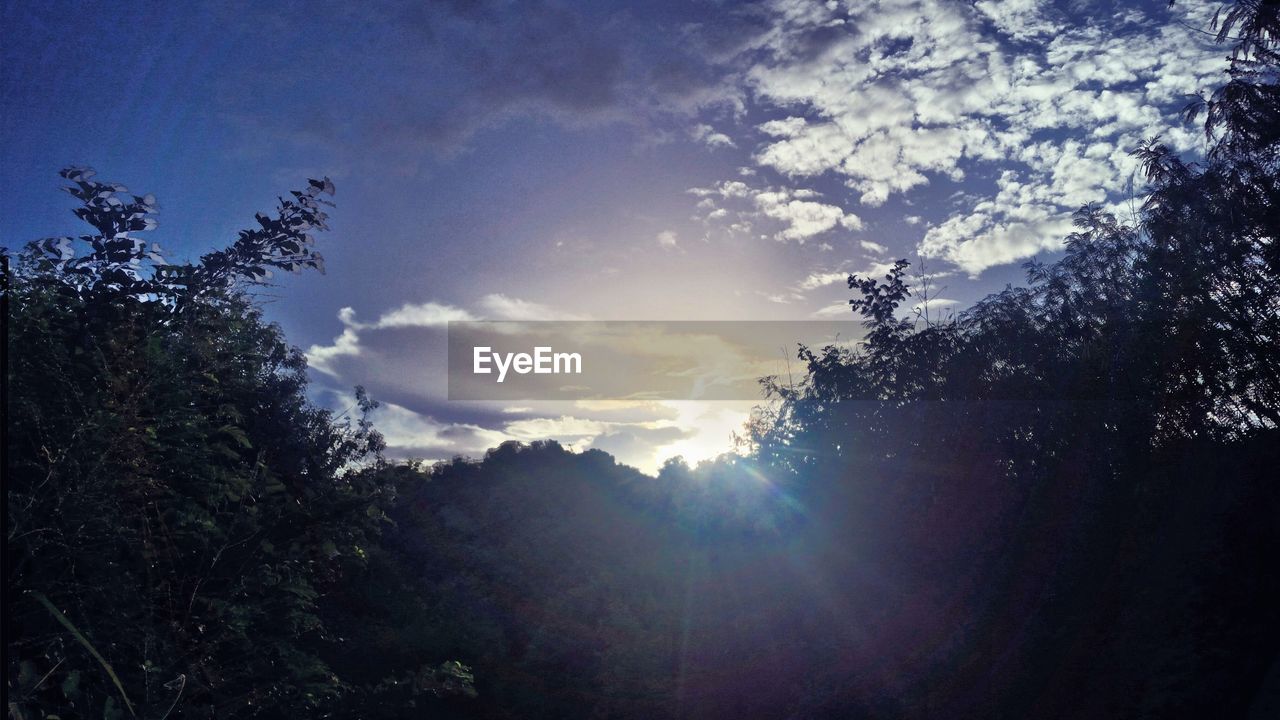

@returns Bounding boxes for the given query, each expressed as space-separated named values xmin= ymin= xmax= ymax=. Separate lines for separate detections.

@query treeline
xmin=6 ymin=2 xmax=1280 ymax=719
xmin=341 ymin=436 xmax=1277 ymax=719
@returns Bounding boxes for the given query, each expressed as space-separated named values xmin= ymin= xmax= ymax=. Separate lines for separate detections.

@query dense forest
xmin=5 ymin=2 xmax=1279 ymax=718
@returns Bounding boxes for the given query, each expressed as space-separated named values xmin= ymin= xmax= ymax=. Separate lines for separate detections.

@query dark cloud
xmin=197 ymin=1 xmax=638 ymax=162
xmin=198 ymin=0 xmax=755 ymax=163
xmin=470 ymin=4 xmax=625 ymax=111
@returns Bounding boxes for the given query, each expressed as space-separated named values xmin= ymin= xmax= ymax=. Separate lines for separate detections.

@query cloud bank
xmin=692 ymin=0 xmax=1225 ymax=275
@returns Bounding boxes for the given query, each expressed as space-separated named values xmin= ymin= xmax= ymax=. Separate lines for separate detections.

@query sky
xmin=1 ymin=0 xmax=1229 ymax=472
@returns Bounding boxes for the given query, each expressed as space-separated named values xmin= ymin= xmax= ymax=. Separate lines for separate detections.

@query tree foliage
xmin=3 ymin=170 xmax=471 ymax=718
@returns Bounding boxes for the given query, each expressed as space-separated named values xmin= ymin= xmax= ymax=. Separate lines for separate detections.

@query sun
xmin=646 ymin=400 xmax=757 ymax=473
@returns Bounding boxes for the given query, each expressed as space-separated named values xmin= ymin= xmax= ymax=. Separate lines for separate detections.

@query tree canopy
xmin=4 ymin=170 xmax=474 ymax=718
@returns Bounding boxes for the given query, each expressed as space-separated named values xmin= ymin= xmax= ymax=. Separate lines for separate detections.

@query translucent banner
xmin=447 ymin=321 xmax=863 ymax=400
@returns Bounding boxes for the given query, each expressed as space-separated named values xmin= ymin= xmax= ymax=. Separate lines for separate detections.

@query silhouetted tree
xmin=4 ymin=169 xmax=472 ymax=718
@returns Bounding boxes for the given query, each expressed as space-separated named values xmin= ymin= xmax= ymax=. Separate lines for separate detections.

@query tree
xmin=5 ymin=168 xmax=403 ymax=718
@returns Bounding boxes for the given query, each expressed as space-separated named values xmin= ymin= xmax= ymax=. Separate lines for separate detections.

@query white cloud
xmin=912 ymin=297 xmax=959 ymax=312
xmin=691 ymin=181 xmax=862 ymax=243
xmin=689 ymin=179 xmax=752 ymax=199
xmin=306 ymin=325 xmax=361 ymax=377
xmin=791 ymin=258 xmax=904 ymax=305
xmin=813 ymin=301 xmax=852 ymax=318
xmin=305 ymin=301 xmax=474 ymax=376
xmin=974 ymin=0 xmax=1061 ymax=40
xmin=756 ymin=191 xmax=862 ymax=241
xmin=478 ymin=293 xmax=586 ymax=321
xmin=860 ymin=239 xmax=888 ymax=254
xmin=797 ymin=270 xmax=848 ymax=291
xmin=855 ymin=260 xmax=905 ymax=281
xmin=305 ymin=294 xmax=582 ymax=376
xmin=657 ymin=229 xmax=680 ymax=248
xmin=367 ymin=301 xmax=475 ymax=329
xmin=920 ymin=206 xmax=1075 ymax=277
xmin=697 ymin=0 xmax=1225 ymax=273
xmin=372 ymin=401 xmax=510 ymax=457
xmin=503 ymin=415 xmax=610 ymax=441
xmin=758 ymin=116 xmax=807 ymax=138
xmin=692 ymin=123 xmax=736 ymax=148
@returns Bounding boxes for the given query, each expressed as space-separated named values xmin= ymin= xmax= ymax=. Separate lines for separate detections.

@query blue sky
xmin=2 ymin=0 xmax=1228 ymax=471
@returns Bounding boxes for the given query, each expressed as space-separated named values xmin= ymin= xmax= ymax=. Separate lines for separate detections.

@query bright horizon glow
xmin=645 ymin=401 xmax=757 ymax=473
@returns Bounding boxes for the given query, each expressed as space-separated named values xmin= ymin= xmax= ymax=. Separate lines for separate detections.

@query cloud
xmin=797 ymin=270 xmax=848 ymax=291
xmin=912 ymin=297 xmax=959 ymax=313
xmin=657 ymin=230 xmax=680 ymax=249
xmin=813 ymin=301 xmax=851 ymax=318
xmin=503 ymin=415 xmax=610 ymax=442
xmin=917 ymin=168 xmax=1081 ymax=276
xmin=787 ymin=257 xmax=910 ymax=322
xmin=692 ymin=123 xmax=736 ymax=148
xmin=360 ymin=1 xmax=635 ymax=156
xmin=859 ymin=239 xmax=887 ymax=254
xmin=758 ymin=116 xmax=808 ymax=137
xmin=691 ymin=0 xmax=1225 ymax=273
xmin=858 ymin=259 xmax=910 ymax=281
xmin=755 ymin=189 xmax=863 ymax=241
xmin=359 ymin=302 xmax=476 ymax=329
xmin=690 ymin=181 xmax=861 ymax=243
xmin=307 ymin=298 xmax=484 ymax=376
xmin=589 ymin=425 xmax=695 ymax=468
xmin=200 ymin=0 xmax=758 ymax=169
xmin=689 ymin=180 xmax=752 ymax=199
xmin=306 ymin=326 xmax=362 ymax=377
xmin=477 ymin=293 xmax=587 ymax=321
xmin=973 ymin=0 xmax=1061 ymax=40
xmin=306 ymin=300 xmax=477 ymax=376
xmin=304 ymin=293 xmax=582 ymax=376
xmin=369 ymin=399 xmax=511 ymax=459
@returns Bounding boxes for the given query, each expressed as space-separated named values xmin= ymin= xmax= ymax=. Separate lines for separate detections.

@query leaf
xmin=32 ymin=593 xmax=136 ymax=718
xmin=217 ymin=424 xmax=253 ymax=449
xmin=61 ymin=669 xmax=82 ymax=697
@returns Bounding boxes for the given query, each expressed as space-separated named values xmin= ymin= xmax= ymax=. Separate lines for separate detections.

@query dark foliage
xmin=362 ymin=433 xmax=1276 ymax=719
xmin=4 ymin=172 xmax=469 ymax=718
